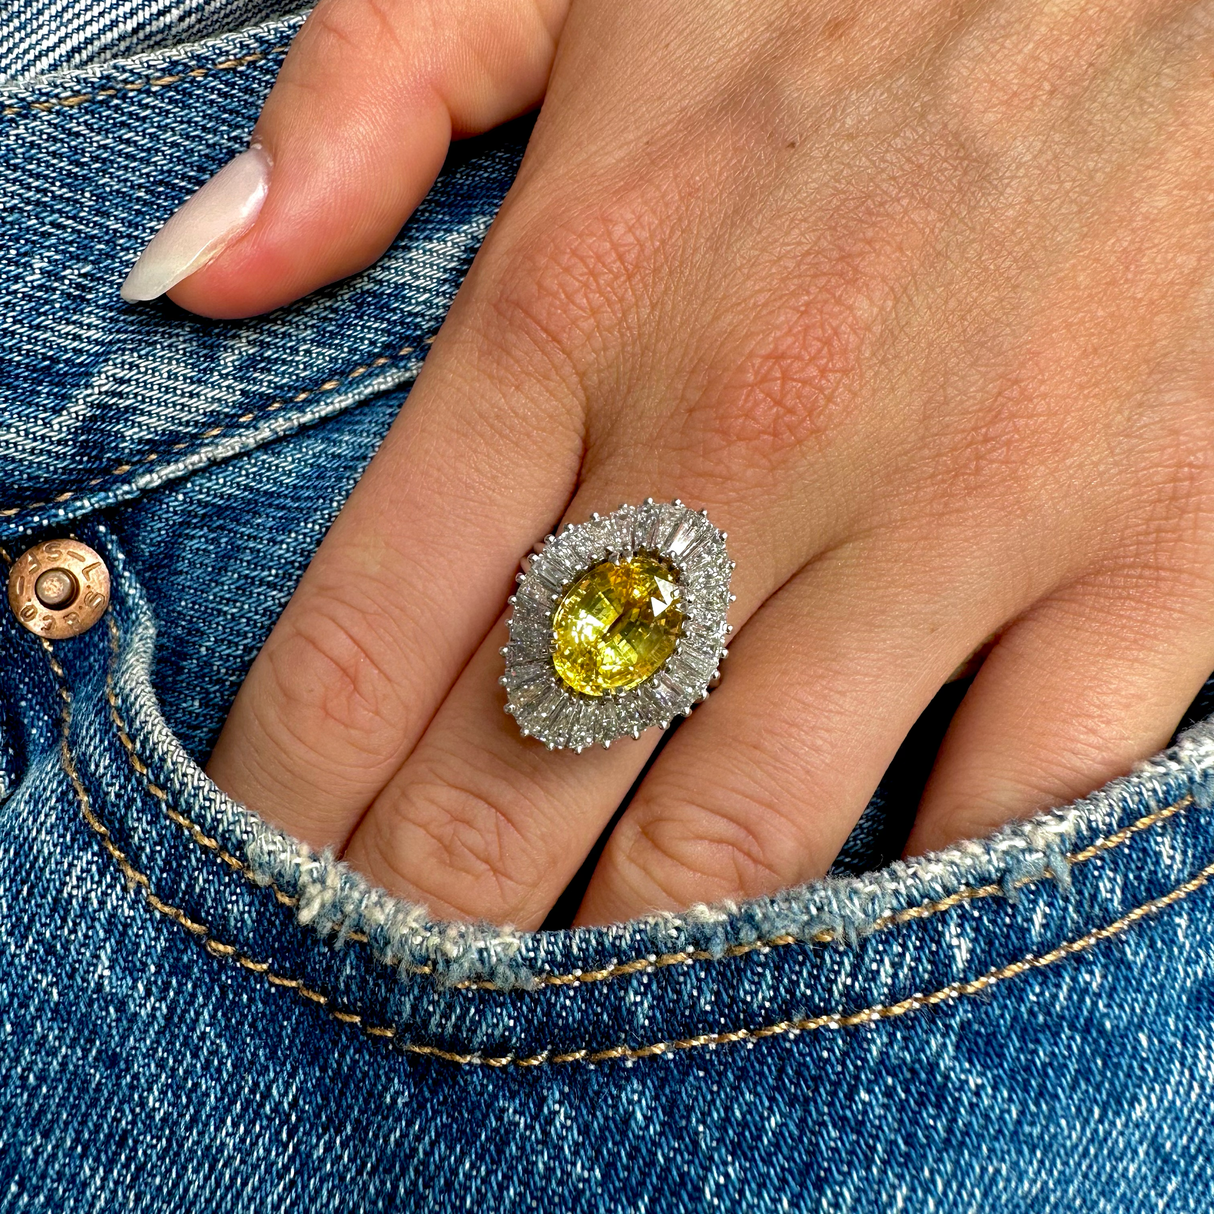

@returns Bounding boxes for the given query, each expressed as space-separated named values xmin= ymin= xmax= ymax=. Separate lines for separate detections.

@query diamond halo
xmin=500 ymin=499 xmax=735 ymax=751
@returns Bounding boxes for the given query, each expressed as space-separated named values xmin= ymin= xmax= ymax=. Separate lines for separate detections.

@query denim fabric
xmin=0 ymin=0 xmax=302 ymax=81
xmin=3 ymin=7 xmax=1214 ymax=1213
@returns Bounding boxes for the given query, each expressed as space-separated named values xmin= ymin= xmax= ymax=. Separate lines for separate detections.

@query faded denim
xmin=2 ymin=5 xmax=1214 ymax=1212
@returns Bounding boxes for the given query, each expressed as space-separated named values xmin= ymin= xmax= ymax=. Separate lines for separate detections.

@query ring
xmin=501 ymin=499 xmax=734 ymax=751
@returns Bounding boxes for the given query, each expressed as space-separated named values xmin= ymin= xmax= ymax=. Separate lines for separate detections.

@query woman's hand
xmin=132 ymin=0 xmax=1214 ymax=926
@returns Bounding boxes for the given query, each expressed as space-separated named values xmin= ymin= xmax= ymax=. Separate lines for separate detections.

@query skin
xmin=171 ymin=0 xmax=1214 ymax=928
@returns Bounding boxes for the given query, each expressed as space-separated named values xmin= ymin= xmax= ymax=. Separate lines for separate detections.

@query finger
xmin=574 ymin=536 xmax=1016 ymax=926
xmin=339 ymin=613 xmax=662 ymax=927
xmin=905 ymin=567 xmax=1214 ymax=857
xmin=338 ymin=479 xmax=804 ymax=927
xmin=204 ymin=306 xmax=585 ymax=851
xmin=122 ymin=0 xmax=568 ymax=317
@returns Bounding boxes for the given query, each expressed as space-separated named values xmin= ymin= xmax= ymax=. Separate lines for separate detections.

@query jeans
xmin=3 ymin=5 xmax=1214 ymax=1212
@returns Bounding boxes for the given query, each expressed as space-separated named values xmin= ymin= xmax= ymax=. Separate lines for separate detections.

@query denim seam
xmin=0 ymin=48 xmax=286 ymax=118
xmin=102 ymin=612 xmax=1199 ymax=993
xmin=0 ymin=340 xmax=432 ymax=521
xmin=54 ymin=633 xmax=1214 ymax=1064
xmin=104 ymin=622 xmax=302 ymax=911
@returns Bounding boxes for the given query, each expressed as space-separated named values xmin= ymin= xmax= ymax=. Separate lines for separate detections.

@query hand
xmin=134 ymin=0 xmax=1214 ymax=926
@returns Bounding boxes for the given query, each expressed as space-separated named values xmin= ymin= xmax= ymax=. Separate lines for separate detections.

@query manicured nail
xmin=120 ymin=144 xmax=271 ymax=302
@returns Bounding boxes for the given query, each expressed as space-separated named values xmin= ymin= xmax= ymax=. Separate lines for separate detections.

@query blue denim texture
xmin=3 ymin=6 xmax=1214 ymax=1211
xmin=0 ymin=0 xmax=301 ymax=80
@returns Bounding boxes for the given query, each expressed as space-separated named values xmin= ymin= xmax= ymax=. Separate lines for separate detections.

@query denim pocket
xmin=12 ymin=506 xmax=1208 ymax=1214
xmin=61 ymin=511 xmax=1214 ymax=1034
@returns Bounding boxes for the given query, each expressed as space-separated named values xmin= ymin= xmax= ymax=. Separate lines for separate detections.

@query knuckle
xmin=485 ymin=208 xmax=645 ymax=369
xmin=261 ymin=596 xmax=408 ymax=774
xmin=1137 ymin=410 xmax=1214 ymax=532
xmin=926 ymin=371 xmax=1059 ymax=509
xmin=705 ymin=322 xmax=857 ymax=466
xmin=686 ymin=261 xmax=876 ymax=474
xmin=914 ymin=369 xmax=1214 ymax=574
xmin=308 ymin=0 xmax=407 ymax=57
xmin=1088 ymin=395 xmax=1214 ymax=577
xmin=476 ymin=189 xmax=662 ymax=383
xmin=612 ymin=800 xmax=789 ymax=910
xmin=377 ymin=763 xmax=554 ymax=922
xmin=901 ymin=370 xmax=1089 ymax=556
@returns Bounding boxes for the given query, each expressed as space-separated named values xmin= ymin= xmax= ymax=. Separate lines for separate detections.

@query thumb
xmin=121 ymin=0 xmax=567 ymax=318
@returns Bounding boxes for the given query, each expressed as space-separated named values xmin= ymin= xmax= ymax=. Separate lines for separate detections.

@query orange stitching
xmin=54 ymin=630 xmax=1214 ymax=1064
xmin=105 ymin=661 xmax=296 ymax=907
xmin=0 ymin=344 xmax=424 ymax=520
xmin=102 ymin=592 xmax=1197 ymax=992
xmin=451 ymin=797 xmax=1195 ymax=991
xmin=1 ymin=49 xmax=285 ymax=119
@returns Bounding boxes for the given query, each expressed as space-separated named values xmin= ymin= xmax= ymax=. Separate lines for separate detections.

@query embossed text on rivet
xmin=7 ymin=539 xmax=110 ymax=638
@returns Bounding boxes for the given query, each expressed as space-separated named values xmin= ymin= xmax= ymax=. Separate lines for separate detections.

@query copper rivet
xmin=34 ymin=568 xmax=78 ymax=609
xmin=7 ymin=539 xmax=110 ymax=639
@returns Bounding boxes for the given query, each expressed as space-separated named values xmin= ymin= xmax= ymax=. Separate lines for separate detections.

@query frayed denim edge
xmin=102 ymin=521 xmax=1214 ymax=991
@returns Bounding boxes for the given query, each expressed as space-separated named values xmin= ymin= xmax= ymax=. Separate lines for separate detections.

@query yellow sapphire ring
xmin=500 ymin=499 xmax=734 ymax=751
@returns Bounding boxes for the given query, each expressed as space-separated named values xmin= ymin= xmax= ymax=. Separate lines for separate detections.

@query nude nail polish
xmin=120 ymin=144 xmax=271 ymax=302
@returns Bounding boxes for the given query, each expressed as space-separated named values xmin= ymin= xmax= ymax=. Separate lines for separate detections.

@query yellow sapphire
xmin=551 ymin=554 xmax=684 ymax=696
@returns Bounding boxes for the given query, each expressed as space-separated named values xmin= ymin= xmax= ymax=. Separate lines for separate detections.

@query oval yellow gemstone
xmin=551 ymin=554 xmax=684 ymax=696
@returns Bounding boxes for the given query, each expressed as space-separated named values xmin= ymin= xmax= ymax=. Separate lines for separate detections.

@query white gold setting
xmin=500 ymin=499 xmax=734 ymax=751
